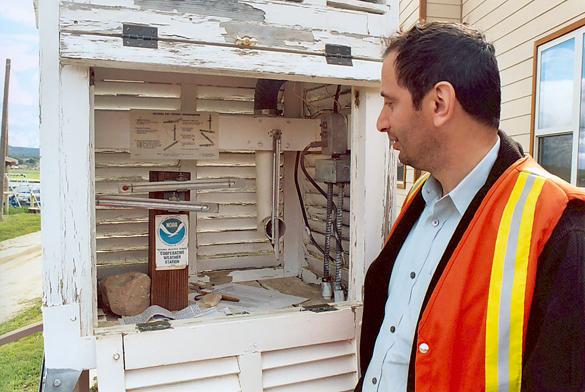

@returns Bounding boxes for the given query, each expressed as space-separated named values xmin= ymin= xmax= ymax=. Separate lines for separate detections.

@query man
xmin=356 ymin=22 xmax=585 ymax=392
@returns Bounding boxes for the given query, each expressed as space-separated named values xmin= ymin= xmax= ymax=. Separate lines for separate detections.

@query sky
xmin=0 ymin=0 xmax=39 ymax=148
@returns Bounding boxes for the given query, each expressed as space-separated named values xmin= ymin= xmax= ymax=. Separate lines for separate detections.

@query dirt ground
xmin=0 ymin=232 xmax=42 ymax=323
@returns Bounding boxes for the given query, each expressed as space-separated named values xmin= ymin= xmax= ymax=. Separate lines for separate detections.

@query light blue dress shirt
xmin=363 ymin=137 xmax=501 ymax=391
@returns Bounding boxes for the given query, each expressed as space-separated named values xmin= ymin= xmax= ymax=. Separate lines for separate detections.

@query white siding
xmin=427 ymin=0 xmax=462 ymax=23
xmin=400 ymin=0 xmax=420 ymax=29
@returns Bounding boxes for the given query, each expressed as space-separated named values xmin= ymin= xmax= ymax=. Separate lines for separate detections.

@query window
xmin=533 ymin=20 xmax=585 ymax=186
xmin=397 ymin=161 xmax=406 ymax=189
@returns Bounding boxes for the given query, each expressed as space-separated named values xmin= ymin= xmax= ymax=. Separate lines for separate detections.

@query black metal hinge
xmin=303 ymin=304 xmax=338 ymax=313
xmin=123 ymin=24 xmax=158 ymax=49
xmin=325 ymin=44 xmax=353 ymax=66
xmin=136 ymin=319 xmax=172 ymax=332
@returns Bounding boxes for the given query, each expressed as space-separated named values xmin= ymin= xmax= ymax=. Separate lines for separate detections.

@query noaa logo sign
xmin=155 ymin=214 xmax=189 ymax=270
xmin=158 ymin=217 xmax=186 ymax=246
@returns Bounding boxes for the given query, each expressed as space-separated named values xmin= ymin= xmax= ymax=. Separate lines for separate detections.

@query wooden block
xmin=148 ymin=171 xmax=190 ymax=311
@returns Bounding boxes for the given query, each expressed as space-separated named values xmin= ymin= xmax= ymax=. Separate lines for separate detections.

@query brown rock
xmin=100 ymin=272 xmax=151 ymax=316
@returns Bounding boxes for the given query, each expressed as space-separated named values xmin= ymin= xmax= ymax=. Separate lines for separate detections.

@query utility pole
xmin=0 ymin=59 xmax=11 ymax=221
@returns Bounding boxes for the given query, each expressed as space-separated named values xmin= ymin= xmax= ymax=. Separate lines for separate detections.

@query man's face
xmin=377 ymin=53 xmax=437 ymax=170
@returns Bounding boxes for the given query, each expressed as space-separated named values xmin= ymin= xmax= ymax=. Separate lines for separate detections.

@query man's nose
xmin=376 ymin=110 xmax=388 ymax=133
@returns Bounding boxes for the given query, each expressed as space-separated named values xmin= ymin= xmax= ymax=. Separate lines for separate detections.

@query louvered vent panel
xmin=327 ymin=0 xmax=387 ymax=15
xmin=94 ymin=78 xmax=279 ymax=270
xmin=95 ymin=151 xmax=179 ymax=266
xmin=125 ymin=356 xmax=241 ymax=391
xmin=261 ymin=340 xmax=358 ymax=391
xmin=196 ymin=151 xmax=281 ymax=267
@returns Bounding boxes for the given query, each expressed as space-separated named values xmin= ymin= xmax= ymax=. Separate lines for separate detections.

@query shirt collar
xmin=421 ymin=136 xmax=500 ymax=215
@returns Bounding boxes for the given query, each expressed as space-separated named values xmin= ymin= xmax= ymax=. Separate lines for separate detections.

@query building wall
xmin=426 ymin=0 xmax=461 ymax=23
xmin=463 ymin=0 xmax=585 ymax=152
xmin=400 ymin=0 xmax=421 ymax=30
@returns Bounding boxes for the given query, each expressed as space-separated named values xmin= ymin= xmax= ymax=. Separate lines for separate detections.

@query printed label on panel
xmin=155 ymin=214 xmax=189 ymax=270
xmin=130 ymin=111 xmax=219 ymax=160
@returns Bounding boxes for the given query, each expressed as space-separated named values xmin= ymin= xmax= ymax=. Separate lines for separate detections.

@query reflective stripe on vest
xmin=485 ymin=172 xmax=546 ymax=391
xmin=404 ymin=172 xmax=430 ymax=207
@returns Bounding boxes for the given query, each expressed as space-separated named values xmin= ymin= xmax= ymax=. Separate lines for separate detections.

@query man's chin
xmin=397 ymin=152 xmax=409 ymax=166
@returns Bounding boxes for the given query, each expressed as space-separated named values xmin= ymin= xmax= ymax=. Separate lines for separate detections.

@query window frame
xmin=531 ymin=18 xmax=585 ymax=185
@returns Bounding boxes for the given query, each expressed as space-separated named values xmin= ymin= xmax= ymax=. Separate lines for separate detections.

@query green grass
xmin=0 ymin=207 xmax=41 ymax=242
xmin=0 ymin=299 xmax=43 ymax=392
xmin=0 ymin=299 xmax=42 ymax=336
xmin=7 ymin=169 xmax=40 ymax=182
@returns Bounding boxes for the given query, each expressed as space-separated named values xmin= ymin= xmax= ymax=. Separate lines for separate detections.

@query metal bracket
xmin=302 ymin=304 xmax=338 ymax=313
xmin=40 ymin=367 xmax=82 ymax=392
xmin=325 ymin=44 xmax=353 ymax=66
xmin=123 ymin=24 xmax=158 ymax=49
xmin=136 ymin=320 xmax=172 ymax=332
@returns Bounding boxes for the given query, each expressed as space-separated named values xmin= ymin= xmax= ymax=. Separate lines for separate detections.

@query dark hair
xmin=384 ymin=22 xmax=501 ymax=129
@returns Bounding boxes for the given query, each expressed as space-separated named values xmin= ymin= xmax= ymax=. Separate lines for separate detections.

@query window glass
xmin=539 ymin=134 xmax=573 ymax=182
xmin=397 ymin=161 xmax=405 ymax=183
xmin=538 ymin=39 xmax=575 ymax=130
xmin=578 ymin=34 xmax=585 ymax=187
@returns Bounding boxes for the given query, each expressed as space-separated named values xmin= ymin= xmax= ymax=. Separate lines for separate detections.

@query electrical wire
xmin=333 ymin=85 xmax=341 ymax=113
xmin=294 ymin=151 xmax=335 ymax=263
xmin=298 ymin=143 xmax=345 ymax=253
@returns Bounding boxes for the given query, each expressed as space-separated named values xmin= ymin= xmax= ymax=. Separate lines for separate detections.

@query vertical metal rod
xmin=0 ymin=59 xmax=11 ymax=221
xmin=271 ymin=130 xmax=282 ymax=259
xmin=335 ymin=183 xmax=344 ymax=290
xmin=323 ymin=182 xmax=334 ymax=279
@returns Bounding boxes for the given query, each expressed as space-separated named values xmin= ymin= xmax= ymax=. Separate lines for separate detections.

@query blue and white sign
xmin=155 ymin=214 xmax=189 ymax=270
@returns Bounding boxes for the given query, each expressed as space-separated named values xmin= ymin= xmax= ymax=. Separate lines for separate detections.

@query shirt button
xmin=432 ymin=219 xmax=439 ymax=227
xmin=410 ymin=272 xmax=416 ymax=279
xmin=372 ymin=377 xmax=377 ymax=385
xmin=419 ymin=343 xmax=430 ymax=354
xmin=390 ymin=325 xmax=396 ymax=333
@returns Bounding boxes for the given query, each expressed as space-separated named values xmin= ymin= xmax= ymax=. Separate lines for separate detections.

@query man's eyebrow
xmin=380 ymin=92 xmax=394 ymax=100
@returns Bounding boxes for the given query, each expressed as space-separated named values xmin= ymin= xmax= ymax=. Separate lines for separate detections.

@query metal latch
xmin=325 ymin=44 xmax=353 ymax=66
xmin=136 ymin=320 xmax=172 ymax=332
xmin=123 ymin=24 xmax=158 ymax=49
xmin=40 ymin=365 xmax=82 ymax=392
xmin=303 ymin=304 xmax=338 ymax=313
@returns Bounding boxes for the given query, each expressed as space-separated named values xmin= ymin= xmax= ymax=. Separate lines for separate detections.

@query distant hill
xmin=8 ymin=146 xmax=40 ymax=159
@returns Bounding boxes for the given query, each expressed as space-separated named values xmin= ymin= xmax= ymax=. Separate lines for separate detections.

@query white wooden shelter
xmin=37 ymin=1 xmax=399 ymax=390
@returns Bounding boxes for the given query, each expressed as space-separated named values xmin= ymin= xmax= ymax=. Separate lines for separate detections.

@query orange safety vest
xmin=388 ymin=155 xmax=585 ymax=391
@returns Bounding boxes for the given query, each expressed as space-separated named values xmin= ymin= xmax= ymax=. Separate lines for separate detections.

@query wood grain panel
xmin=148 ymin=171 xmax=190 ymax=311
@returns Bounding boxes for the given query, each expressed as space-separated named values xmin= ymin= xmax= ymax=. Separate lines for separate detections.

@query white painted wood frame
xmin=95 ymin=334 xmax=125 ymax=392
xmin=40 ymin=0 xmax=97 ymax=369
xmin=59 ymin=1 xmax=389 ymax=57
xmin=283 ymin=82 xmax=306 ymax=277
xmin=57 ymin=0 xmax=398 ymax=86
xmin=348 ymin=87 xmax=394 ymax=302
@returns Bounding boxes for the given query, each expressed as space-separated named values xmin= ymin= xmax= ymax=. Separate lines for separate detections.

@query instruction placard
xmin=130 ymin=111 xmax=219 ymax=160
xmin=155 ymin=214 xmax=189 ymax=270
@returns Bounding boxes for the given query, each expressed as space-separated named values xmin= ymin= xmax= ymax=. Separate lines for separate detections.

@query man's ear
xmin=429 ymin=81 xmax=456 ymax=128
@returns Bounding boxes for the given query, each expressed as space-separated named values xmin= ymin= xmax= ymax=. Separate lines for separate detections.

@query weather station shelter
xmin=36 ymin=0 xmax=400 ymax=390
